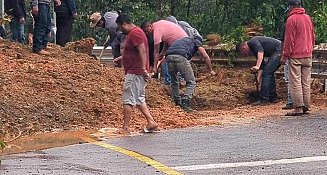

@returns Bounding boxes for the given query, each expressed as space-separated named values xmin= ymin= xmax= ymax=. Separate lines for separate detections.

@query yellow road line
xmin=81 ymin=137 xmax=183 ymax=175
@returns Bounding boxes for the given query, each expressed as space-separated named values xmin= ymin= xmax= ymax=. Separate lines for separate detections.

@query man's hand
xmin=142 ymin=70 xmax=150 ymax=82
xmin=281 ymin=57 xmax=287 ymax=65
xmin=54 ymin=0 xmax=61 ymax=6
xmin=32 ymin=6 xmax=39 ymax=16
xmin=19 ymin=17 xmax=25 ymax=24
xmin=250 ymin=66 xmax=260 ymax=73
xmin=73 ymin=13 xmax=79 ymax=19
xmin=209 ymin=70 xmax=216 ymax=76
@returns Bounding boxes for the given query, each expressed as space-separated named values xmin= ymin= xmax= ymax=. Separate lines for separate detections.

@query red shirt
xmin=282 ymin=8 xmax=315 ymax=60
xmin=122 ymin=27 xmax=149 ymax=75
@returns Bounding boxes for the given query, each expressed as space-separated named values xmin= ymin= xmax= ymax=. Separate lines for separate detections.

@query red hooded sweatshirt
xmin=282 ymin=8 xmax=315 ymax=60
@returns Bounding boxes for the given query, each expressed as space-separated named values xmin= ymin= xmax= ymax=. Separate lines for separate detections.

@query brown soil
xmin=0 ymin=39 xmax=326 ymax=154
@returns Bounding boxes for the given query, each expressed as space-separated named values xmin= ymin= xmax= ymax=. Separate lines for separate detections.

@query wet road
xmin=2 ymin=111 xmax=327 ymax=175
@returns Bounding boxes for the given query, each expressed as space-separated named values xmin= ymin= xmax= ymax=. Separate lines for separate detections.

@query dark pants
xmin=260 ymin=50 xmax=281 ymax=101
xmin=33 ymin=4 xmax=51 ymax=52
xmin=56 ymin=12 xmax=73 ymax=47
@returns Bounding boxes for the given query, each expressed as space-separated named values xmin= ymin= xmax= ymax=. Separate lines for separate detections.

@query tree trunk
xmin=170 ymin=0 xmax=176 ymax=16
xmin=187 ymin=0 xmax=191 ymax=17
xmin=156 ymin=0 xmax=162 ymax=18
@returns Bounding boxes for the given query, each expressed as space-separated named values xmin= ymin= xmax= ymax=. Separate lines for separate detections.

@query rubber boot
xmin=181 ymin=99 xmax=194 ymax=113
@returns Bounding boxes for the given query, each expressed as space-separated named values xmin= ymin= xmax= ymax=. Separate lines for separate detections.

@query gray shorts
xmin=122 ymin=74 xmax=147 ymax=106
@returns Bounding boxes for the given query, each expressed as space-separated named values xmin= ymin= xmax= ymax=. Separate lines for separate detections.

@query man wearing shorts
xmin=116 ymin=14 xmax=158 ymax=134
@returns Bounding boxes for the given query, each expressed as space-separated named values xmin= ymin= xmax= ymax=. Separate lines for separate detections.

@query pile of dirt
xmin=64 ymin=38 xmax=97 ymax=55
xmin=0 ymin=40 xmax=199 ymax=139
xmin=0 ymin=40 xmax=326 ymax=140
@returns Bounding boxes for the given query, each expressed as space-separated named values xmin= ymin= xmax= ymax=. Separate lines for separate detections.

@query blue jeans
xmin=166 ymin=55 xmax=196 ymax=101
xmin=260 ymin=50 xmax=281 ymax=101
xmin=33 ymin=4 xmax=51 ymax=52
xmin=9 ymin=19 xmax=25 ymax=44
xmin=162 ymin=59 xmax=171 ymax=85
xmin=162 ymin=59 xmax=184 ymax=86
xmin=284 ymin=61 xmax=293 ymax=105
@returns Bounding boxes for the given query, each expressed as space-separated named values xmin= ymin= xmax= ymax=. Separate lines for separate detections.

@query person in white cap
xmin=90 ymin=11 xmax=124 ymax=59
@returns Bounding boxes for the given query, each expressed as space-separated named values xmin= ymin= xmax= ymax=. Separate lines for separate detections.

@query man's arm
xmin=159 ymin=42 xmax=168 ymax=57
xmin=13 ymin=0 xmax=24 ymax=22
xmin=137 ymin=43 xmax=149 ymax=80
xmin=282 ymin=18 xmax=296 ymax=61
xmin=31 ymin=0 xmax=38 ymax=15
xmin=66 ymin=0 xmax=78 ymax=15
xmin=153 ymin=43 xmax=160 ymax=73
xmin=252 ymin=52 xmax=264 ymax=71
xmin=198 ymin=47 xmax=215 ymax=75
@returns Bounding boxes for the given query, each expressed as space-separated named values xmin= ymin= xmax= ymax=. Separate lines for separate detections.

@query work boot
xmin=35 ymin=49 xmax=50 ymax=55
xmin=181 ymin=99 xmax=194 ymax=113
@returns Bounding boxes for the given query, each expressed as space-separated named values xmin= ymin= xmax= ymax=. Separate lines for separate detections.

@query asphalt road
xmin=1 ymin=111 xmax=327 ymax=175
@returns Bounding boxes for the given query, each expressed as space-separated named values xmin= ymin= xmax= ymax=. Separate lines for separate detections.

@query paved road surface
xmin=1 ymin=111 xmax=327 ymax=175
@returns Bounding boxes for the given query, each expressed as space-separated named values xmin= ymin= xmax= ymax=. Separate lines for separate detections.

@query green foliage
xmin=71 ymin=0 xmax=327 ymax=44
xmin=312 ymin=2 xmax=327 ymax=43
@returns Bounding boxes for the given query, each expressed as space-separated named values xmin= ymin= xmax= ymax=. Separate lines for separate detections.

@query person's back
xmin=103 ymin=11 xmax=119 ymax=37
xmin=153 ymin=20 xmax=187 ymax=46
xmin=166 ymin=37 xmax=201 ymax=60
xmin=248 ymin=36 xmax=281 ymax=58
xmin=283 ymin=8 xmax=314 ymax=58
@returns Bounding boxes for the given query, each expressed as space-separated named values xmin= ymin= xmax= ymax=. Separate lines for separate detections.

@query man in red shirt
xmin=282 ymin=0 xmax=315 ymax=116
xmin=116 ymin=14 xmax=158 ymax=134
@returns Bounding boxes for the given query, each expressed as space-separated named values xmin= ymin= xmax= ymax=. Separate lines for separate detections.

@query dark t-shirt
xmin=165 ymin=37 xmax=202 ymax=60
xmin=247 ymin=36 xmax=281 ymax=57
xmin=147 ymin=32 xmax=154 ymax=67
xmin=122 ymin=27 xmax=149 ymax=75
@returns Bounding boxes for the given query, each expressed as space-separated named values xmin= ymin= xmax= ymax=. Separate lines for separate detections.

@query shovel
xmin=99 ymin=34 xmax=110 ymax=61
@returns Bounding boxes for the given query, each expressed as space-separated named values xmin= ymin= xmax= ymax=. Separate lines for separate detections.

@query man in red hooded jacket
xmin=282 ymin=0 xmax=315 ymax=116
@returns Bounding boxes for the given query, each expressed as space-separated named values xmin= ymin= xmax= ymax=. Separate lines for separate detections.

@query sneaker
xmin=35 ymin=49 xmax=50 ymax=55
xmin=282 ymin=103 xmax=294 ymax=110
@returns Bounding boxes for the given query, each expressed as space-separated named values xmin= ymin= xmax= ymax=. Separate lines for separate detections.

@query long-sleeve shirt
xmin=282 ymin=8 xmax=315 ymax=60
xmin=4 ymin=0 xmax=26 ymax=20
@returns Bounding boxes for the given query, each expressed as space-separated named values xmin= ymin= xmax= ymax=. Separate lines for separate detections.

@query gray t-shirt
xmin=104 ymin=11 xmax=119 ymax=37
xmin=165 ymin=37 xmax=202 ymax=60
xmin=166 ymin=16 xmax=203 ymax=41
xmin=247 ymin=36 xmax=281 ymax=57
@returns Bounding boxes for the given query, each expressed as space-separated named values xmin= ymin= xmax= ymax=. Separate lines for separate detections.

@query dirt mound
xmin=0 ymin=40 xmax=199 ymax=139
xmin=0 ymin=40 xmax=326 ymax=140
xmin=64 ymin=38 xmax=96 ymax=55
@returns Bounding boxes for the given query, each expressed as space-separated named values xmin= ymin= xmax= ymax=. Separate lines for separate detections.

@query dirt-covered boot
xmin=174 ymin=99 xmax=181 ymax=107
xmin=181 ymin=99 xmax=194 ymax=113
